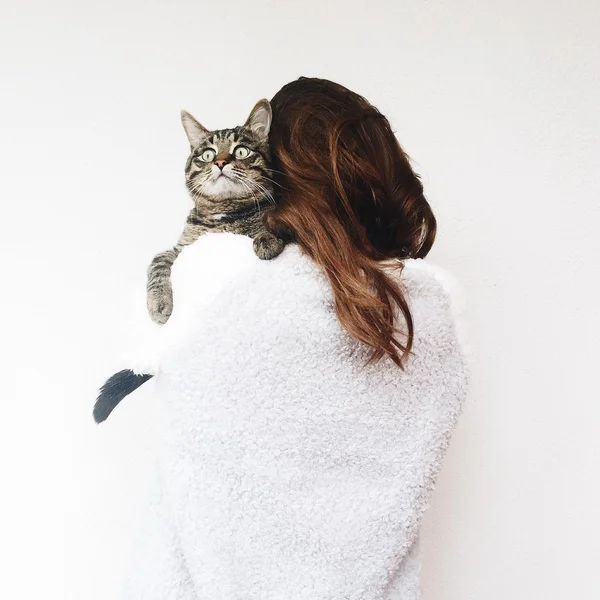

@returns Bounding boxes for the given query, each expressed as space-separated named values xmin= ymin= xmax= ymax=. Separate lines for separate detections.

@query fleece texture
xmin=119 ymin=233 xmax=471 ymax=600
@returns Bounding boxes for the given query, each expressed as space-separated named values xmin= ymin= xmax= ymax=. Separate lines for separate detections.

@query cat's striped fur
xmin=94 ymin=101 xmax=286 ymax=423
xmin=146 ymin=99 xmax=285 ymax=324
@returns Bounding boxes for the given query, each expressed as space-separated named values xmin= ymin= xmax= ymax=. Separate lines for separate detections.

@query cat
xmin=147 ymin=99 xmax=285 ymax=324
xmin=93 ymin=100 xmax=286 ymax=423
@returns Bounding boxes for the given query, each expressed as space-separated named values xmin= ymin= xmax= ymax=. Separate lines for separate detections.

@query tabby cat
xmin=147 ymin=98 xmax=285 ymax=324
xmin=93 ymin=100 xmax=285 ymax=423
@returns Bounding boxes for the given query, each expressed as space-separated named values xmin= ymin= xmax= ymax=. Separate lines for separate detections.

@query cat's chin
xmin=204 ymin=175 xmax=245 ymax=199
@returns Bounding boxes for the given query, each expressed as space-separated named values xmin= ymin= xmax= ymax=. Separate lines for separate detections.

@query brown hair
xmin=265 ymin=77 xmax=436 ymax=368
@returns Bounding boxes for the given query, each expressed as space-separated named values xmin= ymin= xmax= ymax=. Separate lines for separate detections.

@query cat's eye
xmin=234 ymin=146 xmax=252 ymax=159
xmin=197 ymin=149 xmax=216 ymax=163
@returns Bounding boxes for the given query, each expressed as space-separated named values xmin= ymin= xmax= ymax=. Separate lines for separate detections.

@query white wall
xmin=1 ymin=1 xmax=599 ymax=598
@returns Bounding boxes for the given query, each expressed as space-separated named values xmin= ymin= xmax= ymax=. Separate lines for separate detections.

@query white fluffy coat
xmin=119 ymin=234 xmax=471 ymax=600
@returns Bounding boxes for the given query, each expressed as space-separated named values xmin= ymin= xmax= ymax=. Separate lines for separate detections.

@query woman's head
xmin=265 ymin=77 xmax=437 ymax=367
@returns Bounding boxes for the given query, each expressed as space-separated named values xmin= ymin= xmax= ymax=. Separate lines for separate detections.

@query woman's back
xmin=122 ymin=234 xmax=469 ymax=599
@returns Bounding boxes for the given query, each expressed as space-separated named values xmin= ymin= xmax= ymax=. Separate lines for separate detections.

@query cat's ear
xmin=181 ymin=110 xmax=210 ymax=148
xmin=244 ymin=99 xmax=272 ymax=140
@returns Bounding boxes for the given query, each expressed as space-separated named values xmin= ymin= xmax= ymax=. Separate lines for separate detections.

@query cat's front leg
xmin=146 ymin=249 xmax=178 ymax=324
xmin=252 ymin=231 xmax=286 ymax=260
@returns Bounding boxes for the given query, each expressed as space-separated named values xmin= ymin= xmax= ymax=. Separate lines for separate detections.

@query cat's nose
xmin=215 ymin=160 xmax=228 ymax=170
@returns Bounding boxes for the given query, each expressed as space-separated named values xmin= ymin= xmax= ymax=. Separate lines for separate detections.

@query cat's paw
xmin=147 ymin=286 xmax=173 ymax=325
xmin=253 ymin=233 xmax=286 ymax=260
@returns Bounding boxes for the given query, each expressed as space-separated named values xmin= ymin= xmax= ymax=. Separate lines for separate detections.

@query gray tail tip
xmin=93 ymin=369 xmax=153 ymax=424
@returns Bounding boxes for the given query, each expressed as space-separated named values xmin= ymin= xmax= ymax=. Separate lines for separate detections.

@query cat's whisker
xmin=187 ymin=177 xmax=210 ymax=197
xmin=259 ymin=175 xmax=284 ymax=189
xmin=237 ymin=178 xmax=262 ymax=216
xmin=236 ymin=175 xmax=268 ymax=215
xmin=241 ymin=181 xmax=274 ymax=207
xmin=232 ymin=165 xmax=284 ymax=190
xmin=237 ymin=178 xmax=254 ymax=200
xmin=230 ymin=172 xmax=259 ymax=202
xmin=235 ymin=175 xmax=270 ymax=208
xmin=230 ymin=172 xmax=254 ymax=197
xmin=234 ymin=171 xmax=275 ymax=201
xmin=244 ymin=179 xmax=277 ymax=206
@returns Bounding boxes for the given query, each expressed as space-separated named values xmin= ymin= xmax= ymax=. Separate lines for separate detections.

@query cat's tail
xmin=94 ymin=369 xmax=154 ymax=423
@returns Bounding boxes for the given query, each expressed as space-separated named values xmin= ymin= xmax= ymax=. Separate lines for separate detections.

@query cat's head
xmin=181 ymin=99 xmax=274 ymax=206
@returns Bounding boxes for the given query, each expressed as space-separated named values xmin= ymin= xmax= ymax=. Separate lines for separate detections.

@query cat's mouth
xmin=211 ymin=167 xmax=240 ymax=184
xmin=211 ymin=171 xmax=236 ymax=185
xmin=204 ymin=171 xmax=246 ymax=197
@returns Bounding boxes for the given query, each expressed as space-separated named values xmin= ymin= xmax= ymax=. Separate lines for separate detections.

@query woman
xmin=122 ymin=77 xmax=470 ymax=599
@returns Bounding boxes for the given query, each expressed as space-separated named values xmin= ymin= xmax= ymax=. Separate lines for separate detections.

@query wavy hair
xmin=265 ymin=77 xmax=436 ymax=368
